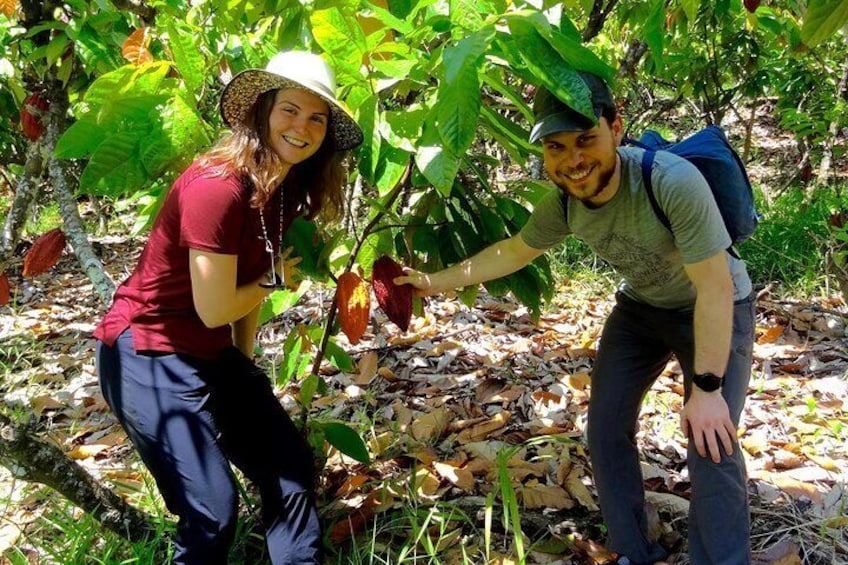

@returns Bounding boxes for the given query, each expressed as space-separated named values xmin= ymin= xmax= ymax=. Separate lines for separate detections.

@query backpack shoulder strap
xmin=640 ymin=150 xmax=672 ymax=233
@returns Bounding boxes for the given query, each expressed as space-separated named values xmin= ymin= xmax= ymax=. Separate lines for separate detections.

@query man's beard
xmin=553 ymin=161 xmax=617 ymax=206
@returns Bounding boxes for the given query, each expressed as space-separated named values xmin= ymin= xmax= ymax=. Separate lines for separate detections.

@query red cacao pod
xmin=20 ymin=93 xmax=49 ymax=141
xmin=0 ymin=273 xmax=9 ymax=306
xmin=337 ymin=271 xmax=371 ymax=344
xmin=744 ymin=0 xmax=760 ymax=13
xmin=23 ymin=228 xmax=66 ymax=277
xmin=371 ymin=255 xmax=413 ymax=332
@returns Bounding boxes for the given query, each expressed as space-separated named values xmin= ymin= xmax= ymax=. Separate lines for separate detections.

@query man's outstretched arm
xmin=395 ymin=234 xmax=546 ymax=296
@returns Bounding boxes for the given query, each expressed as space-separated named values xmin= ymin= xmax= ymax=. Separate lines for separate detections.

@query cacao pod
xmin=371 ymin=255 xmax=412 ymax=332
xmin=23 ymin=228 xmax=66 ymax=277
xmin=744 ymin=0 xmax=760 ymax=13
xmin=337 ymin=271 xmax=370 ymax=344
xmin=20 ymin=93 xmax=49 ymax=141
xmin=0 ymin=273 xmax=9 ymax=306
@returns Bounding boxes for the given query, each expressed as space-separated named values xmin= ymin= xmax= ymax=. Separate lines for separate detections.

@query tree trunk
xmin=815 ymin=44 xmax=848 ymax=187
xmin=43 ymin=83 xmax=116 ymax=305
xmin=0 ymin=144 xmax=43 ymax=273
xmin=0 ymin=413 xmax=155 ymax=542
xmin=582 ymin=0 xmax=620 ymax=42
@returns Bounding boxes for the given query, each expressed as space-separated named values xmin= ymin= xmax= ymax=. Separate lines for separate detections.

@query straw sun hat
xmin=219 ymin=51 xmax=363 ymax=151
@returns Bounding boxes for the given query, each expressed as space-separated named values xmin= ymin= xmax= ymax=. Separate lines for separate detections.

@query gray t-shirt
xmin=520 ymin=147 xmax=752 ymax=309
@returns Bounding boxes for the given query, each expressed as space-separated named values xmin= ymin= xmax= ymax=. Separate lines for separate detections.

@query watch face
xmin=694 ymin=372 xmax=722 ymax=392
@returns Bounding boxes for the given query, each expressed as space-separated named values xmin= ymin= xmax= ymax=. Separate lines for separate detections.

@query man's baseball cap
xmin=529 ymin=72 xmax=615 ymax=143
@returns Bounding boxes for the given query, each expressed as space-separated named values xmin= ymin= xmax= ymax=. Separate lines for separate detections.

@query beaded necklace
xmin=257 ymin=191 xmax=286 ymax=289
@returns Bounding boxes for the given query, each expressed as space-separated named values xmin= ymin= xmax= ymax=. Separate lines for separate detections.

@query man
xmin=396 ymin=73 xmax=756 ymax=565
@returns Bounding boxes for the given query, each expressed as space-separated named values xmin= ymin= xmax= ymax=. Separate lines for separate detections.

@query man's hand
xmin=680 ymin=388 xmax=737 ymax=463
xmin=393 ymin=268 xmax=435 ymax=297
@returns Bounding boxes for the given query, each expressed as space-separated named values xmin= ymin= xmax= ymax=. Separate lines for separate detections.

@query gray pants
xmin=588 ymin=292 xmax=756 ymax=565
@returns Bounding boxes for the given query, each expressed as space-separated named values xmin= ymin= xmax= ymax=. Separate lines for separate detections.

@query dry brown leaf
xmin=521 ymin=484 xmax=574 ymax=509
xmin=67 ymin=444 xmax=108 ymax=460
xmin=30 ymin=395 xmax=63 ymax=415
xmin=531 ymin=390 xmax=562 ymax=405
xmin=644 ymin=491 xmax=690 ymax=517
xmin=565 ymin=469 xmax=599 ymax=510
xmin=768 ymin=475 xmax=824 ymax=504
xmin=757 ymin=325 xmax=785 ymax=344
xmin=456 ymin=411 xmax=510 ymax=444
xmin=354 ymin=351 xmax=378 ymax=385
xmin=377 ymin=366 xmax=397 ymax=382
xmin=433 ymin=461 xmax=475 ymax=491
xmin=568 ymin=372 xmax=591 ymax=390
xmin=410 ymin=407 xmax=451 ymax=442
xmin=773 ymin=449 xmax=804 ymax=470
xmin=414 ymin=468 xmax=441 ymax=497
xmin=802 ymin=449 xmax=839 ymax=472
xmin=752 ymin=536 xmax=801 ymax=565
xmin=335 ymin=473 xmax=370 ymax=497
xmin=368 ymin=431 xmax=393 ymax=456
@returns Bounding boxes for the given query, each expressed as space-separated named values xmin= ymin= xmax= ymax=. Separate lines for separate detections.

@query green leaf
xmin=415 ymin=123 xmax=461 ymax=196
xmin=506 ymin=19 xmax=595 ymax=121
xmin=165 ymin=20 xmax=206 ymax=98
xmin=55 ymin=118 xmax=101 ymax=159
xmin=310 ymin=7 xmax=367 ymax=79
xmin=503 ymin=11 xmax=615 ymax=81
xmin=356 ymin=93 xmax=382 ymax=183
xmin=478 ymin=104 xmax=538 ymax=162
xmin=299 ymin=373 xmax=320 ymax=409
xmin=282 ymin=218 xmax=328 ymax=281
xmin=802 ymin=0 xmax=848 ymax=47
xmin=306 ymin=327 xmax=356 ymax=373
xmin=258 ymin=285 xmax=310 ymax=325
xmin=681 ymin=0 xmax=700 ymax=23
xmin=375 ymin=145 xmax=411 ymax=197
xmin=141 ymin=94 xmax=209 ymax=177
xmin=321 ymin=422 xmax=370 ymax=464
xmin=79 ymin=131 xmax=147 ymax=196
xmin=643 ymin=0 xmax=665 ymax=70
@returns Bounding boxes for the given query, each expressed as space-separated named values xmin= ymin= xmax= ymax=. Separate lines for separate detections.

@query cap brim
xmin=529 ymin=109 xmax=598 ymax=144
xmin=220 ymin=69 xmax=363 ymax=151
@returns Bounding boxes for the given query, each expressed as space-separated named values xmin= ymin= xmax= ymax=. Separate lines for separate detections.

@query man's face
xmin=541 ymin=116 xmax=623 ymax=206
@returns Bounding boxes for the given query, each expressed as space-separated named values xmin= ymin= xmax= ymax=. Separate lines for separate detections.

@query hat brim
xmin=529 ymin=109 xmax=598 ymax=144
xmin=220 ymin=69 xmax=364 ymax=151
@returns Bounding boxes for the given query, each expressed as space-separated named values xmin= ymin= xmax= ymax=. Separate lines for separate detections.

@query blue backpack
xmin=626 ymin=125 xmax=758 ymax=256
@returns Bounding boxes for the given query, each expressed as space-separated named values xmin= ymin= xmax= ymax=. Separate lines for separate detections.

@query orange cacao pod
xmin=337 ymin=271 xmax=370 ymax=344
xmin=0 ymin=273 xmax=9 ymax=306
xmin=23 ymin=228 xmax=66 ymax=277
xmin=371 ymin=255 xmax=412 ymax=332
xmin=20 ymin=93 xmax=49 ymax=141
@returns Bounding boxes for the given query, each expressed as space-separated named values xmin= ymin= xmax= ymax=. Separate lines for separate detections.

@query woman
xmin=94 ymin=50 xmax=363 ymax=565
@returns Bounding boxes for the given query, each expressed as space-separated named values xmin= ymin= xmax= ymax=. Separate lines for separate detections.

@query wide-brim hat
xmin=220 ymin=50 xmax=364 ymax=151
xmin=529 ymin=72 xmax=616 ymax=143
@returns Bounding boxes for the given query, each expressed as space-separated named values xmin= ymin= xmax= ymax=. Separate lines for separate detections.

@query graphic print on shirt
xmin=594 ymin=232 xmax=673 ymax=290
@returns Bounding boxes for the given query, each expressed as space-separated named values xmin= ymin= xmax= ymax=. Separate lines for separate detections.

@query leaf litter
xmin=0 ymin=240 xmax=847 ymax=564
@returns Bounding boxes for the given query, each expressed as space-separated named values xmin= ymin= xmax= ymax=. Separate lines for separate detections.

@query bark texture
xmin=0 ymin=413 xmax=154 ymax=542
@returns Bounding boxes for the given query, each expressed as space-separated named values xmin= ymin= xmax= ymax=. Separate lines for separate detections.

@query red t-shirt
xmin=94 ymin=161 xmax=287 ymax=359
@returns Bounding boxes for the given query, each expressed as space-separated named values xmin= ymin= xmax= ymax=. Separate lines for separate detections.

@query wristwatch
xmin=693 ymin=372 xmax=723 ymax=392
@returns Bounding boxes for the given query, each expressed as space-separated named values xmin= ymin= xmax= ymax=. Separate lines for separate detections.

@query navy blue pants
xmin=96 ymin=330 xmax=322 ymax=565
xmin=588 ymin=292 xmax=756 ymax=565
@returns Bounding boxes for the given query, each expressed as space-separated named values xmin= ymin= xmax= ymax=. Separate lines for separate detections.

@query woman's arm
xmin=232 ymin=303 xmax=262 ymax=356
xmin=189 ymin=249 xmax=272 ymax=328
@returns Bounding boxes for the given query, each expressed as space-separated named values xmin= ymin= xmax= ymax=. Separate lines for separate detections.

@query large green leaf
xmin=282 ymin=217 xmax=328 ymax=281
xmin=356 ymin=92 xmax=382 ymax=184
xmin=140 ymin=94 xmax=210 ymax=177
xmin=258 ymin=285 xmax=310 ymax=326
xmin=165 ymin=20 xmax=206 ymax=98
xmin=310 ymin=7 xmax=367 ymax=79
xmin=505 ymin=20 xmax=594 ymax=121
xmin=79 ymin=131 xmax=146 ymax=196
xmin=415 ymin=124 xmax=461 ymax=196
xmin=802 ymin=0 xmax=848 ymax=47
xmin=55 ymin=117 xmax=102 ymax=159
xmin=321 ymin=422 xmax=370 ymax=464
xmin=643 ymin=0 xmax=665 ymax=70
xmin=478 ymin=105 xmax=538 ymax=159
xmin=502 ymin=11 xmax=615 ymax=81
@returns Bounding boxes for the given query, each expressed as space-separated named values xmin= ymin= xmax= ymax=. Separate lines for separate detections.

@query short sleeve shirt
xmin=520 ymin=147 xmax=751 ymax=309
xmin=93 ymin=161 xmax=287 ymax=359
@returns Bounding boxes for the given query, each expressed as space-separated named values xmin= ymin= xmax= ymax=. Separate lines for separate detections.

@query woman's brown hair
xmin=198 ymin=89 xmax=345 ymax=222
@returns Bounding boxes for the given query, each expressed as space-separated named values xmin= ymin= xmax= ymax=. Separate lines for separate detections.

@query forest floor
xmin=1 ymin=105 xmax=848 ymax=564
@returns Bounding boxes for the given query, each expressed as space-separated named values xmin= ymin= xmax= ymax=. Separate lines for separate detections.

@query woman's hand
xmin=393 ymin=268 xmax=435 ymax=297
xmin=276 ymin=247 xmax=303 ymax=291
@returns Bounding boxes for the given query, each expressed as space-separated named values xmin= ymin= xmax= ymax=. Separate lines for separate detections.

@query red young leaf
xmin=122 ymin=28 xmax=153 ymax=65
